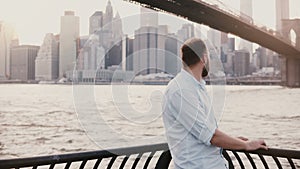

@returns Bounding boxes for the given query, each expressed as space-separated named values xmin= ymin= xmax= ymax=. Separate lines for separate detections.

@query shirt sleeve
xmin=169 ymin=89 xmax=217 ymax=145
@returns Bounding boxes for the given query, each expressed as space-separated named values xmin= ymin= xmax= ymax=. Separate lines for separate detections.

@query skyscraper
xmin=87 ymin=1 xmax=124 ymax=70
xmin=207 ymin=28 xmax=221 ymax=59
xmin=177 ymin=24 xmax=194 ymax=42
xmin=165 ymin=33 xmax=178 ymax=75
xmin=35 ymin=33 xmax=59 ymax=81
xmin=133 ymin=25 xmax=168 ymax=75
xmin=10 ymin=45 xmax=40 ymax=81
xmin=104 ymin=0 xmax=113 ymax=31
xmin=0 ymin=22 xmax=18 ymax=79
xmin=89 ymin=11 xmax=103 ymax=34
xmin=276 ymin=0 xmax=289 ymax=33
xmin=112 ymin=12 xmax=123 ymax=41
xmin=140 ymin=7 xmax=158 ymax=28
xmin=59 ymin=11 xmax=79 ymax=78
xmin=239 ymin=0 xmax=253 ymax=60
xmin=233 ymin=49 xmax=250 ymax=76
xmin=132 ymin=7 xmax=168 ymax=75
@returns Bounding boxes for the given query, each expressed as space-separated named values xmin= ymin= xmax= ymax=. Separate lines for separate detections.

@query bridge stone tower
xmin=281 ymin=19 xmax=300 ymax=87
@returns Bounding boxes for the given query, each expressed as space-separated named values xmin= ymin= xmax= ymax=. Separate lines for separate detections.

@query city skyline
xmin=0 ymin=0 xmax=300 ymax=45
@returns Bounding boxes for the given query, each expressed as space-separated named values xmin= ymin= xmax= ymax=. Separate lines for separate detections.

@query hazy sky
xmin=0 ymin=0 xmax=299 ymax=45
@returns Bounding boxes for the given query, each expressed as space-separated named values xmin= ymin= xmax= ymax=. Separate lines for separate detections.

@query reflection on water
xmin=0 ymin=84 xmax=299 ymax=159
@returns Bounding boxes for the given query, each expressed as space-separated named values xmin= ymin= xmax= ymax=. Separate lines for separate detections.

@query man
xmin=162 ymin=38 xmax=267 ymax=169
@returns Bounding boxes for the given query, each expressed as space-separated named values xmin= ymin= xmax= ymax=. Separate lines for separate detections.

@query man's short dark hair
xmin=181 ymin=38 xmax=207 ymax=67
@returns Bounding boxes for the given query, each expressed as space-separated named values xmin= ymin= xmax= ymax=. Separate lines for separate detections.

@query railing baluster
xmin=257 ymin=154 xmax=269 ymax=169
xmin=119 ymin=156 xmax=129 ymax=169
xmin=155 ymin=150 xmax=172 ymax=169
xmin=49 ymin=163 xmax=55 ymax=169
xmin=131 ymin=153 xmax=143 ymax=169
xmin=64 ymin=161 xmax=72 ymax=169
xmin=93 ymin=158 xmax=102 ymax=169
xmin=272 ymin=156 xmax=283 ymax=169
xmin=287 ymin=158 xmax=296 ymax=169
xmin=232 ymin=151 xmax=245 ymax=169
xmin=107 ymin=156 xmax=117 ymax=169
xmin=143 ymin=151 xmax=156 ymax=169
xmin=79 ymin=159 xmax=88 ymax=169
xmin=245 ymin=152 xmax=257 ymax=169
xmin=222 ymin=150 xmax=234 ymax=169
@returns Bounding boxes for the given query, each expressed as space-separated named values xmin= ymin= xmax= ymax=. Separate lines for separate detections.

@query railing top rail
xmin=0 ymin=143 xmax=300 ymax=169
xmin=0 ymin=143 xmax=168 ymax=168
xmin=232 ymin=148 xmax=300 ymax=159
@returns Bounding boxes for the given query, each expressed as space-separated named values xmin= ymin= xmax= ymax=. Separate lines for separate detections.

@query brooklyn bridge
xmin=126 ymin=0 xmax=300 ymax=87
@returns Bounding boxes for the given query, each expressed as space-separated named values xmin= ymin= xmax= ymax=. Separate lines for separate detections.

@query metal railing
xmin=0 ymin=143 xmax=300 ymax=169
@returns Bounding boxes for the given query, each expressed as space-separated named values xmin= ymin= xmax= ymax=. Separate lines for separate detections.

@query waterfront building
xmin=233 ymin=49 xmax=250 ymax=76
xmin=10 ymin=45 xmax=40 ymax=81
xmin=140 ymin=7 xmax=158 ymax=28
xmin=0 ymin=22 xmax=18 ymax=79
xmin=59 ymin=11 xmax=79 ymax=78
xmin=133 ymin=7 xmax=168 ymax=75
xmin=35 ymin=33 xmax=59 ymax=81
xmin=88 ymin=1 xmax=124 ymax=69
xmin=89 ymin=11 xmax=104 ymax=35
xmin=165 ymin=33 xmax=179 ymax=75
xmin=177 ymin=23 xmax=194 ymax=43
xmin=207 ymin=28 xmax=221 ymax=59
xmin=133 ymin=25 xmax=168 ymax=75
xmin=124 ymin=36 xmax=134 ymax=71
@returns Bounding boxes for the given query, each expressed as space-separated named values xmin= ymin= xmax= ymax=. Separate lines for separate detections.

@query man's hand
xmin=245 ymin=140 xmax=268 ymax=151
xmin=211 ymin=129 xmax=268 ymax=151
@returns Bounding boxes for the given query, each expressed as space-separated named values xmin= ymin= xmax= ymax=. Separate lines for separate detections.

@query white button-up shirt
xmin=162 ymin=69 xmax=227 ymax=169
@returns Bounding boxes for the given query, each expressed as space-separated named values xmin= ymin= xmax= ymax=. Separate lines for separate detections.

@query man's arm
xmin=210 ymin=129 xmax=268 ymax=151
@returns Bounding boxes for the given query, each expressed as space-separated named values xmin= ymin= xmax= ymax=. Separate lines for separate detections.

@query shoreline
xmin=0 ymin=77 xmax=283 ymax=86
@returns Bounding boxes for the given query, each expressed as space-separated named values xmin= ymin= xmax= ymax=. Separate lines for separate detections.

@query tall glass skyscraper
xmin=59 ymin=11 xmax=79 ymax=78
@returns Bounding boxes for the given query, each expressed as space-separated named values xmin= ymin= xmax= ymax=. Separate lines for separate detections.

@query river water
xmin=0 ymin=84 xmax=299 ymax=161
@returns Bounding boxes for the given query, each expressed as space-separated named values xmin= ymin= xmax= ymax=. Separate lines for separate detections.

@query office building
xmin=104 ymin=0 xmax=113 ymax=31
xmin=123 ymin=36 xmax=134 ymax=71
xmin=140 ymin=7 xmax=158 ymax=28
xmin=105 ymin=41 xmax=122 ymax=69
xmin=10 ymin=45 xmax=40 ymax=81
xmin=0 ymin=22 xmax=18 ymax=79
xmin=89 ymin=11 xmax=104 ymax=34
xmin=233 ymin=49 xmax=250 ymax=76
xmin=165 ymin=33 xmax=179 ymax=75
xmin=87 ymin=1 xmax=123 ymax=70
xmin=79 ymin=35 xmax=105 ymax=70
xmin=35 ymin=33 xmax=59 ymax=81
xmin=112 ymin=12 xmax=123 ymax=41
xmin=133 ymin=25 xmax=168 ymax=75
xmin=207 ymin=28 xmax=221 ymax=59
xmin=59 ymin=11 xmax=79 ymax=78
xmin=177 ymin=23 xmax=194 ymax=43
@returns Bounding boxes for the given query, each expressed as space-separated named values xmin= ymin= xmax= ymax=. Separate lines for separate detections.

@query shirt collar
xmin=181 ymin=68 xmax=206 ymax=87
